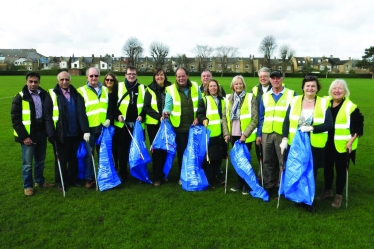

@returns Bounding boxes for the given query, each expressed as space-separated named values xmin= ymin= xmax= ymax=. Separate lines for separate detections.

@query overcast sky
xmin=2 ymin=0 xmax=372 ymax=60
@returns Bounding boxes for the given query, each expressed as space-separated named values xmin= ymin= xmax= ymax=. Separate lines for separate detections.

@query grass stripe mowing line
xmin=0 ymin=96 xmax=13 ymax=99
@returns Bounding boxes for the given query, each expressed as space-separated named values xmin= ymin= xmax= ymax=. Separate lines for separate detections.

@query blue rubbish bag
xmin=150 ymin=119 xmax=177 ymax=179
xmin=76 ymin=141 xmax=86 ymax=180
xmin=129 ymin=120 xmax=152 ymax=184
xmin=97 ymin=126 xmax=121 ymax=191
xmin=278 ymin=129 xmax=315 ymax=205
xmin=180 ymin=125 xmax=210 ymax=191
xmin=230 ymin=141 xmax=269 ymax=201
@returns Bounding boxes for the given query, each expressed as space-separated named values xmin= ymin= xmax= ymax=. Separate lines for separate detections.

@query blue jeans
xmin=84 ymin=132 xmax=100 ymax=181
xmin=21 ymin=131 xmax=47 ymax=188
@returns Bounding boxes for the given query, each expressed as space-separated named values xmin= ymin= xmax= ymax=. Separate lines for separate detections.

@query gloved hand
xmin=203 ymin=119 xmax=208 ymax=127
xmin=103 ymin=119 xmax=110 ymax=128
xmin=299 ymin=126 xmax=313 ymax=132
xmin=48 ymin=136 xmax=55 ymax=144
xmin=280 ymin=138 xmax=288 ymax=155
xmin=83 ymin=133 xmax=90 ymax=143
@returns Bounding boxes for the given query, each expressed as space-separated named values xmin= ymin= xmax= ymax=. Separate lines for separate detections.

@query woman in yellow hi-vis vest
xmin=196 ymin=79 xmax=229 ymax=188
xmin=317 ymin=79 xmax=364 ymax=208
xmin=282 ymin=75 xmax=333 ymax=212
xmin=224 ymin=75 xmax=258 ymax=194
xmin=144 ymin=68 xmax=172 ymax=187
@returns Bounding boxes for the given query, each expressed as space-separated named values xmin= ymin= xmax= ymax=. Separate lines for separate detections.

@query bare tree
xmin=149 ymin=41 xmax=169 ymax=68
xmin=259 ymin=35 xmax=277 ymax=68
xmin=174 ymin=54 xmax=188 ymax=69
xmin=215 ymin=46 xmax=239 ymax=77
xmin=192 ymin=44 xmax=214 ymax=71
xmin=122 ymin=37 xmax=143 ymax=66
xmin=279 ymin=44 xmax=295 ymax=77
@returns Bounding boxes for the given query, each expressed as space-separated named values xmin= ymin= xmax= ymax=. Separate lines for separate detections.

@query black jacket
xmin=143 ymin=80 xmax=172 ymax=122
xmin=11 ymin=85 xmax=54 ymax=143
xmin=51 ymin=84 xmax=90 ymax=143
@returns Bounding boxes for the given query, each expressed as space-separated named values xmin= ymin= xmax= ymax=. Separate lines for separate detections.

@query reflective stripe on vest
xmin=204 ymin=96 xmax=225 ymax=137
xmin=334 ymin=99 xmax=358 ymax=153
xmin=48 ymin=89 xmax=59 ymax=128
xmin=145 ymin=88 xmax=159 ymax=125
xmin=113 ymin=82 xmax=145 ymax=128
xmin=226 ymin=93 xmax=256 ymax=143
xmin=252 ymin=86 xmax=259 ymax=97
xmin=14 ymin=92 xmax=31 ymax=136
xmin=77 ymin=85 xmax=108 ymax=128
xmin=166 ymin=82 xmax=199 ymax=127
xmin=262 ymin=89 xmax=294 ymax=135
xmin=288 ymin=96 xmax=328 ymax=148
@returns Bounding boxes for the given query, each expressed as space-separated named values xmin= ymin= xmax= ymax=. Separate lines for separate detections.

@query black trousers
xmin=175 ymin=132 xmax=189 ymax=175
xmin=53 ymin=136 xmax=80 ymax=187
xmin=147 ymin=124 xmax=167 ymax=182
xmin=324 ymin=152 xmax=347 ymax=195
xmin=114 ymin=126 xmax=132 ymax=179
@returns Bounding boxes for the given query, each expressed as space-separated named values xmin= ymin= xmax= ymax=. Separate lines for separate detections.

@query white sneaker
xmin=178 ymin=179 xmax=182 ymax=185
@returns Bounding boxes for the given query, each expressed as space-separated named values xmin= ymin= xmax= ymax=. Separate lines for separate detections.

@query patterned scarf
xmin=231 ymin=91 xmax=246 ymax=120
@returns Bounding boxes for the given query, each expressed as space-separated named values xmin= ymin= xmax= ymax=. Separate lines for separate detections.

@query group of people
xmin=11 ymin=67 xmax=363 ymax=212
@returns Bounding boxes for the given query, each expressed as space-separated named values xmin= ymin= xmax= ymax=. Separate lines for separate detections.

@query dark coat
xmin=143 ymin=80 xmax=172 ymax=121
xmin=51 ymin=84 xmax=90 ymax=143
xmin=11 ymin=85 xmax=54 ymax=143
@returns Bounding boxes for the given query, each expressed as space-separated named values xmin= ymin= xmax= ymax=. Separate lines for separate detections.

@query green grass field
xmin=1 ymin=75 xmax=373 ymax=248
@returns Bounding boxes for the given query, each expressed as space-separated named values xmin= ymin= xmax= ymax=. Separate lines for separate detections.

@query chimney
xmin=349 ymin=57 xmax=351 ymax=60
xmin=330 ymin=55 xmax=333 ymax=58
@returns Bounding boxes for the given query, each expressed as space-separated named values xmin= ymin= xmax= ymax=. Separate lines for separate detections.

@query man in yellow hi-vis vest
xmin=163 ymin=67 xmax=202 ymax=185
xmin=77 ymin=67 xmax=112 ymax=189
xmin=113 ymin=66 xmax=146 ymax=181
xmin=256 ymin=70 xmax=296 ymax=195
xmin=48 ymin=71 xmax=90 ymax=190
xmin=252 ymin=67 xmax=278 ymax=182
xmin=11 ymin=72 xmax=55 ymax=196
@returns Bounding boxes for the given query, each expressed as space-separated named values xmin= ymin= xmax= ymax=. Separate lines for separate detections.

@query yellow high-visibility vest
xmin=226 ymin=93 xmax=257 ymax=143
xmin=288 ymin=96 xmax=328 ymax=148
xmin=145 ymin=88 xmax=159 ymax=125
xmin=165 ymin=82 xmax=199 ymax=127
xmin=77 ymin=85 xmax=108 ymax=128
xmin=48 ymin=89 xmax=59 ymax=128
xmin=333 ymin=99 xmax=358 ymax=153
xmin=113 ymin=82 xmax=145 ymax=128
xmin=262 ymin=88 xmax=294 ymax=135
xmin=13 ymin=92 xmax=31 ymax=136
xmin=204 ymin=96 xmax=225 ymax=137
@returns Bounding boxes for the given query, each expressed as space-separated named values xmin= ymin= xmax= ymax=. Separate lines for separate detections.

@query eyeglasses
xmin=89 ymin=75 xmax=99 ymax=78
xmin=126 ymin=73 xmax=137 ymax=76
xmin=304 ymin=75 xmax=317 ymax=80
xmin=105 ymin=78 xmax=114 ymax=82
xmin=259 ymin=76 xmax=269 ymax=79
xmin=59 ymin=78 xmax=70 ymax=81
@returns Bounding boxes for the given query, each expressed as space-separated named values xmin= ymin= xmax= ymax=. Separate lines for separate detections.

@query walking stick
xmin=86 ymin=141 xmax=98 ymax=191
xmin=224 ymin=141 xmax=229 ymax=194
xmin=54 ymin=141 xmax=65 ymax=197
xmin=149 ymin=122 xmax=162 ymax=151
xmin=258 ymin=143 xmax=264 ymax=187
xmin=346 ymin=149 xmax=350 ymax=209
xmin=164 ymin=120 xmax=169 ymax=151
xmin=123 ymin=121 xmax=144 ymax=160
xmin=277 ymin=148 xmax=287 ymax=209
xmin=205 ymin=130 xmax=210 ymax=164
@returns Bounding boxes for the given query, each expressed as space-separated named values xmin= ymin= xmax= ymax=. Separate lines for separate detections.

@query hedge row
xmin=0 ymin=70 xmax=372 ymax=79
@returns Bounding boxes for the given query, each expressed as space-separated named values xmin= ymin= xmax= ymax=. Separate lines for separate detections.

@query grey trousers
xmin=262 ymin=133 xmax=284 ymax=189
